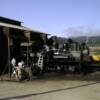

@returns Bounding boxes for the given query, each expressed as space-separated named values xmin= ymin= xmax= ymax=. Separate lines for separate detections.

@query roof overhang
xmin=0 ymin=22 xmax=49 ymax=35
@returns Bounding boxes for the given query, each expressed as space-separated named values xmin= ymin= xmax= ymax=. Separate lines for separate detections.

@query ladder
xmin=38 ymin=54 xmax=43 ymax=70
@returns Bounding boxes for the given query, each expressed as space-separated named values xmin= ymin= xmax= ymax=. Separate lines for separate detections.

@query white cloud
xmin=64 ymin=26 xmax=100 ymax=37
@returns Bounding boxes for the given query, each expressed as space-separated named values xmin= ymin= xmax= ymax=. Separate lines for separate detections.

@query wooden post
xmin=3 ymin=27 xmax=11 ymax=79
xmin=27 ymin=39 xmax=29 ymax=67
xmin=25 ymin=31 xmax=30 ymax=67
xmin=8 ymin=35 xmax=11 ymax=78
xmin=25 ymin=31 xmax=32 ymax=80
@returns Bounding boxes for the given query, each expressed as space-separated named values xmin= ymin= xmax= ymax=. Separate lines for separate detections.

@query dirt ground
xmin=0 ymin=72 xmax=100 ymax=100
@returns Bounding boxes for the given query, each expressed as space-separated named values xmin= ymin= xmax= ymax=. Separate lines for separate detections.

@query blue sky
xmin=0 ymin=0 xmax=100 ymax=37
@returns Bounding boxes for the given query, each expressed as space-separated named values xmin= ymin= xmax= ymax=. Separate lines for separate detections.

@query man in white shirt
xmin=11 ymin=58 xmax=16 ymax=77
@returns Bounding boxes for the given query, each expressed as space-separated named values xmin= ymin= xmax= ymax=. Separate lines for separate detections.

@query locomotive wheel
xmin=32 ymin=67 xmax=43 ymax=76
xmin=60 ymin=65 xmax=67 ymax=74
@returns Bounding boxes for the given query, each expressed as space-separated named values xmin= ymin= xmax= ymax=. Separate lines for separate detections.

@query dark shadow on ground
xmin=39 ymin=72 xmax=100 ymax=82
xmin=1 ymin=72 xmax=100 ymax=83
xmin=0 ymin=82 xmax=99 ymax=100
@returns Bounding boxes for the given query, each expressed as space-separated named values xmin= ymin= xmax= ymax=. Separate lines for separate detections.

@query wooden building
xmin=0 ymin=16 xmax=48 ymax=75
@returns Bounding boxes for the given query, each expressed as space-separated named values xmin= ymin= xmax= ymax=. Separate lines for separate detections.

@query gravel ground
xmin=0 ymin=72 xmax=100 ymax=100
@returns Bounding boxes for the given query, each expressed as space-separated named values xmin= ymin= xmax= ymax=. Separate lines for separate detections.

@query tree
xmin=47 ymin=37 xmax=54 ymax=47
xmin=67 ymin=38 xmax=73 ymax=44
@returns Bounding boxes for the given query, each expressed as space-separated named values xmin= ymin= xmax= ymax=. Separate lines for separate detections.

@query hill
xmin=52 ymin=36 xmax=100 ymax=47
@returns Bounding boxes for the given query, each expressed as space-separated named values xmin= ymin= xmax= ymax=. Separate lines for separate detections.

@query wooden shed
xmin=0 ymin=17 xmax=48 ymax=75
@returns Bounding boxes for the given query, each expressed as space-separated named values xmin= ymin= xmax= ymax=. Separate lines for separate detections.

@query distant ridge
xmin=72 ymin=36 xmax=100 ymax=46
xmin=53 ymin=36 xmax=100 ymax=47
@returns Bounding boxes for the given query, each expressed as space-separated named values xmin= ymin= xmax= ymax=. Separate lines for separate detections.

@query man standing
xmin=11 ymin=58 xmax=16 ymax=77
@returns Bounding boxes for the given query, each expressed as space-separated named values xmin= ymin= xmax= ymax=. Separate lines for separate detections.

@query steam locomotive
xmin=8 ymin=36 xmax=100 ymax=80
xmin=27 ymin=37 xmax=96 ymax=77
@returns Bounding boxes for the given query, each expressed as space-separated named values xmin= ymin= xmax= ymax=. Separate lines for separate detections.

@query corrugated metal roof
xmin=0 ymin=22 xmax=49 ymax=35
